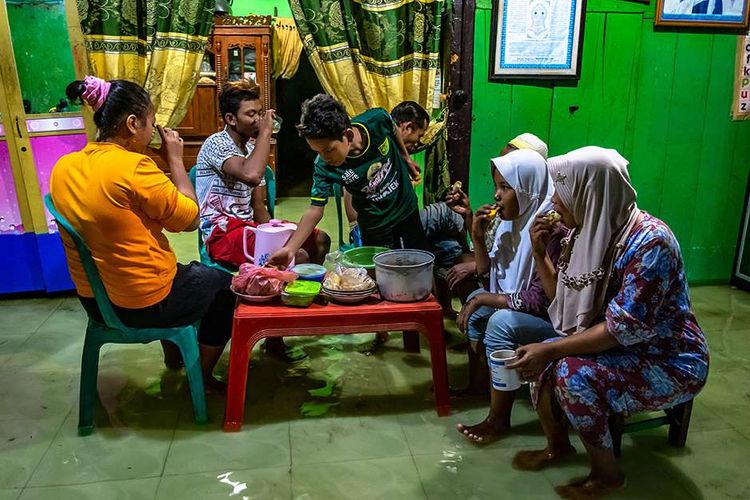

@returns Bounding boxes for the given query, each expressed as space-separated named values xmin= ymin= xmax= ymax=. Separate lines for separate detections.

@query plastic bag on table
xmin=232 ymin=263 xmax=298 ymax=296
xmin=323 ymin=251 xmax=344 ymax=273
xmin=323 ymin=264 xmax=375 ymax=291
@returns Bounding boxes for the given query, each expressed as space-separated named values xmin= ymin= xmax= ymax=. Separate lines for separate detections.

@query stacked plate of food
xmin=322 ymin=266 xmax=377 ymax=304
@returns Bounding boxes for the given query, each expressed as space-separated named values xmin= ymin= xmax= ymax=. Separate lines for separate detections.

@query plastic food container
xmin=373 ymin=249 xmax=435 ymax=302
xmin=291 ymin=263 xmax=327 ymax=282
xmin=282 ymin=280 xmax=321 ymax=307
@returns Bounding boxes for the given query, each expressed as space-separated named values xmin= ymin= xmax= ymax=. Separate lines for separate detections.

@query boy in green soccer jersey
xmin=268 ymin=94 xmax=429 ymax=268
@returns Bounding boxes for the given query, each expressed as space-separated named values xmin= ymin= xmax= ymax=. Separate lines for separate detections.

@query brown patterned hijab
xmin=546 ymin=146 xmax=640 ymax=334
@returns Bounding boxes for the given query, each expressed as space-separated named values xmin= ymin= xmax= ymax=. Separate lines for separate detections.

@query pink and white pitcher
xmin=243 ymin=219 xmax=297 ymax=267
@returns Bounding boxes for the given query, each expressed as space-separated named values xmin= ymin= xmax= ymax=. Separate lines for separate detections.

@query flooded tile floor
xmin=1 ymin=198 xmax=749 ymax=499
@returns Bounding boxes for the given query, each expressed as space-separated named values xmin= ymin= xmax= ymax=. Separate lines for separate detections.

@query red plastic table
xmin=223 ymin=295 xmax=450 ymax=431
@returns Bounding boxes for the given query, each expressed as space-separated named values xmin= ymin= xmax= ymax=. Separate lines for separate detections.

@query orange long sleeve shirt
xmin=50 ymin=143 xmax=198 ymax=308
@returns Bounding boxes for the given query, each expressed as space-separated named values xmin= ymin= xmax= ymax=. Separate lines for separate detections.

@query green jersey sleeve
xmin=310 ymin=156 xmax=333 ymax=206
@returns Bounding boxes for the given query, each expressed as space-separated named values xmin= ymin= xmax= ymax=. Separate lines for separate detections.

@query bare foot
xmin=512 ymin=446 xmax=576 ymax=471
xmin=362 ymin=332 xmax=389 ymax=356
xmin=554 ymin=475 xmax=626 ymax=499
xmin=456 ymin=417 xmax=509 ymax=444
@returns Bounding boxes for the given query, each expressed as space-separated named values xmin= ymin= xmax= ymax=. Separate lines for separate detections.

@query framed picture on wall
xmin=489 ymin=0 xmax=586 ymax=80
xmin=655 ymin=0 xmax=750 ymax=28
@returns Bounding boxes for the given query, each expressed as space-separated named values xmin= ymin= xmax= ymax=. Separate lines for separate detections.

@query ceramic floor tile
xmin=0 ymin=369 xmax=78 ymax=421
xmin=289 ymin=415 xmax=410 ymax=465
xmin=0 ymin=418 xmax=64 ymax=489
xmin=28 ymin=411 xmax=175 ymax=487
xmin=19 ymin=478 xmax=160 ymax=500
xmin=539 ymin=434 xmax=699 ymax=500
xmin=3 ymin=330 xmax=84 ymax=372
xmin=0 ymin=284 xmax=749 ymax=496
xmin=0 ymin=298 xmax=62 ymax=335
xmin=0 ymin=332 xmax=34 ymax=369
xmin=703 ymin=328 xmax=750 ymax=366
xmin=164 ymin=418 xmax=290 ymax=475
xmin=32 ymin=299 xmax=88 ymax=337
xmin=156 ymin=467 xmax=291 ymax=500
xmin=691 ymin=300 xmax=750 ymax=332
xmin=690 ymin=368 xmax=750 ymax=433
xmin=645 ymin=428 xmax=750 ymax=499
xmin=414 ymin=448 xmax=556 ymax=500
xmin=399 ymin=399 xmax=546 ymax=457
xmin=292 ymin=456 xmax=426 ymax=500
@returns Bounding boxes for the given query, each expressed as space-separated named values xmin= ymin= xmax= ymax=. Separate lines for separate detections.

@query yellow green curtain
xmin=273 ymin=17 xmax=303 ymax=79
xmin=75 ymin=0 xmax=214 ymax=127
xmin=289 ymin=0 xmax=446 ymax=117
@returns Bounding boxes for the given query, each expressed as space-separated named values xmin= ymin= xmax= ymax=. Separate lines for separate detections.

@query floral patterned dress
xmin=544 ymin=213 xmax=709 ymax=449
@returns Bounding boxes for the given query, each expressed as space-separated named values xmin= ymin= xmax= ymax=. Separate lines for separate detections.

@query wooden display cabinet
xmin=150 ymin=14 xmax=276 ymax=173
xmin=212 ymin=14 xmax=276 ymax=172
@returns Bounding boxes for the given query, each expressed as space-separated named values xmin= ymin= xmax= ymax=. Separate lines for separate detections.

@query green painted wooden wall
xmin=233 ymin=0 xmax=292 ymax=17
xmin=470 ymin=0 xmax=750 ymax=283
xmin=7 ymin=0 xmax=78 ymax=114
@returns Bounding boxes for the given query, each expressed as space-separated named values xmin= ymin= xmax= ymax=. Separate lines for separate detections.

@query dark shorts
xmin=79 ymin=262 xmax=234 ymax=347
xmin=361 ymin=209 xmax=430 ymax=251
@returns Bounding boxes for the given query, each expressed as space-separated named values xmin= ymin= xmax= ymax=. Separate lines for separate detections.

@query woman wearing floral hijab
xmin=508 ymin=146 xmax=709 ymax=498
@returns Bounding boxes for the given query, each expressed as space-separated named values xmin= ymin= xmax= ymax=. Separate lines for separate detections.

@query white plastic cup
xmin=489 ymin=349 xmax=521 ymax=391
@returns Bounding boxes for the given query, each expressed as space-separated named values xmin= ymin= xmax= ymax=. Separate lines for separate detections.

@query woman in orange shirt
xmin=50 ymin=76 xmax=232 ymax=390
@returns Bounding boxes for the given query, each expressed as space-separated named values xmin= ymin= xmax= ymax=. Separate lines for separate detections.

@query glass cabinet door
xmin=226 ymin=43 xmax=257 ymax=84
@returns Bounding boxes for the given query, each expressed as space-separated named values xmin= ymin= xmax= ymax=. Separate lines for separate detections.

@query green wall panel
xmin=233 ymin=0 xmax=292 ymax=17
xmin=470 ymin=3 xmax=750 ymax=283
xmin=7 ymin=1 xmax=78 ymax=114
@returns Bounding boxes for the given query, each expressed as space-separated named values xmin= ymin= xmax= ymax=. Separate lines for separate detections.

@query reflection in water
xmin=439 ymin=450 xmax=463 ymax=474
xmin=217 ymin=471 xmax=248 ymax=497
xmin=296 ymin=336 xmax=347 ymax=417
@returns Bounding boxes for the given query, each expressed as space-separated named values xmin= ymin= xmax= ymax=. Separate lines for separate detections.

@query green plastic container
xmin=342 ymin=246 xmax=389 ymax=270
xmin=284 ymin=280 xmax=321 ymax=296
xmin=282 ymin=280 xmax=321 ymax=308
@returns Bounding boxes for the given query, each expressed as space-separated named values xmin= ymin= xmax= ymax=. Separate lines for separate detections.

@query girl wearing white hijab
xmin=453 ymin=149 xmax=568 ymax=442
xmin=508 ymin=147 xmax=709 ymax=498
xmin=446 ymin=132 xmax=549 ymax=301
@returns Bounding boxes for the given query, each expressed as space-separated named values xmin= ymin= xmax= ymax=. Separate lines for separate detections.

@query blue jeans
xmin=466 ymin=289 xmax=558 ymax=359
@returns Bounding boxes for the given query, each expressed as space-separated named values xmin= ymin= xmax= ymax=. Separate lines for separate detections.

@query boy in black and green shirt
xmin=268 ymin=94 xmax=428 ymax=268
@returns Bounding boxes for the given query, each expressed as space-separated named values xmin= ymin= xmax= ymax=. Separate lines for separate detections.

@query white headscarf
xmin=485 ymin=133 xmax=549 ymax=250
xmin=546 ymin=146 xmax=641 ymax=334
xmin=509 ymin=133 xmax=549 ymax=159
xmin=487 ymin=149 xmax=554 ymax=294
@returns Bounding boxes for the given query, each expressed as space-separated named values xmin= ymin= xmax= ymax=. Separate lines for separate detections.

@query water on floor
xmin=1 ymin=198 xmax=749 ymax=499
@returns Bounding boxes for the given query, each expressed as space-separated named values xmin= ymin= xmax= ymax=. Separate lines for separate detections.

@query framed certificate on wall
xmin=489 ymin=0 xmax=587 ymax=80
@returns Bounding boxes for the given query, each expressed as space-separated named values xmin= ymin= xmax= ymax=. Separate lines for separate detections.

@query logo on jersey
xmin=378 ymin=138 xmax=390 ymax=156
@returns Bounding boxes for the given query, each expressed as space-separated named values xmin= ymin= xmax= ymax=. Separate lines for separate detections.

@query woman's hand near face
xmin=157 ymin=125 xmax=183 ymax=165
xmin=530 ymin=214 xmax=554 ymax=258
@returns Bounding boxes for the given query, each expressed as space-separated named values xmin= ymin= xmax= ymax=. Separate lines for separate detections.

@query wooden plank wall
xmin=470 ymin=0 xmax=750 ymax=283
